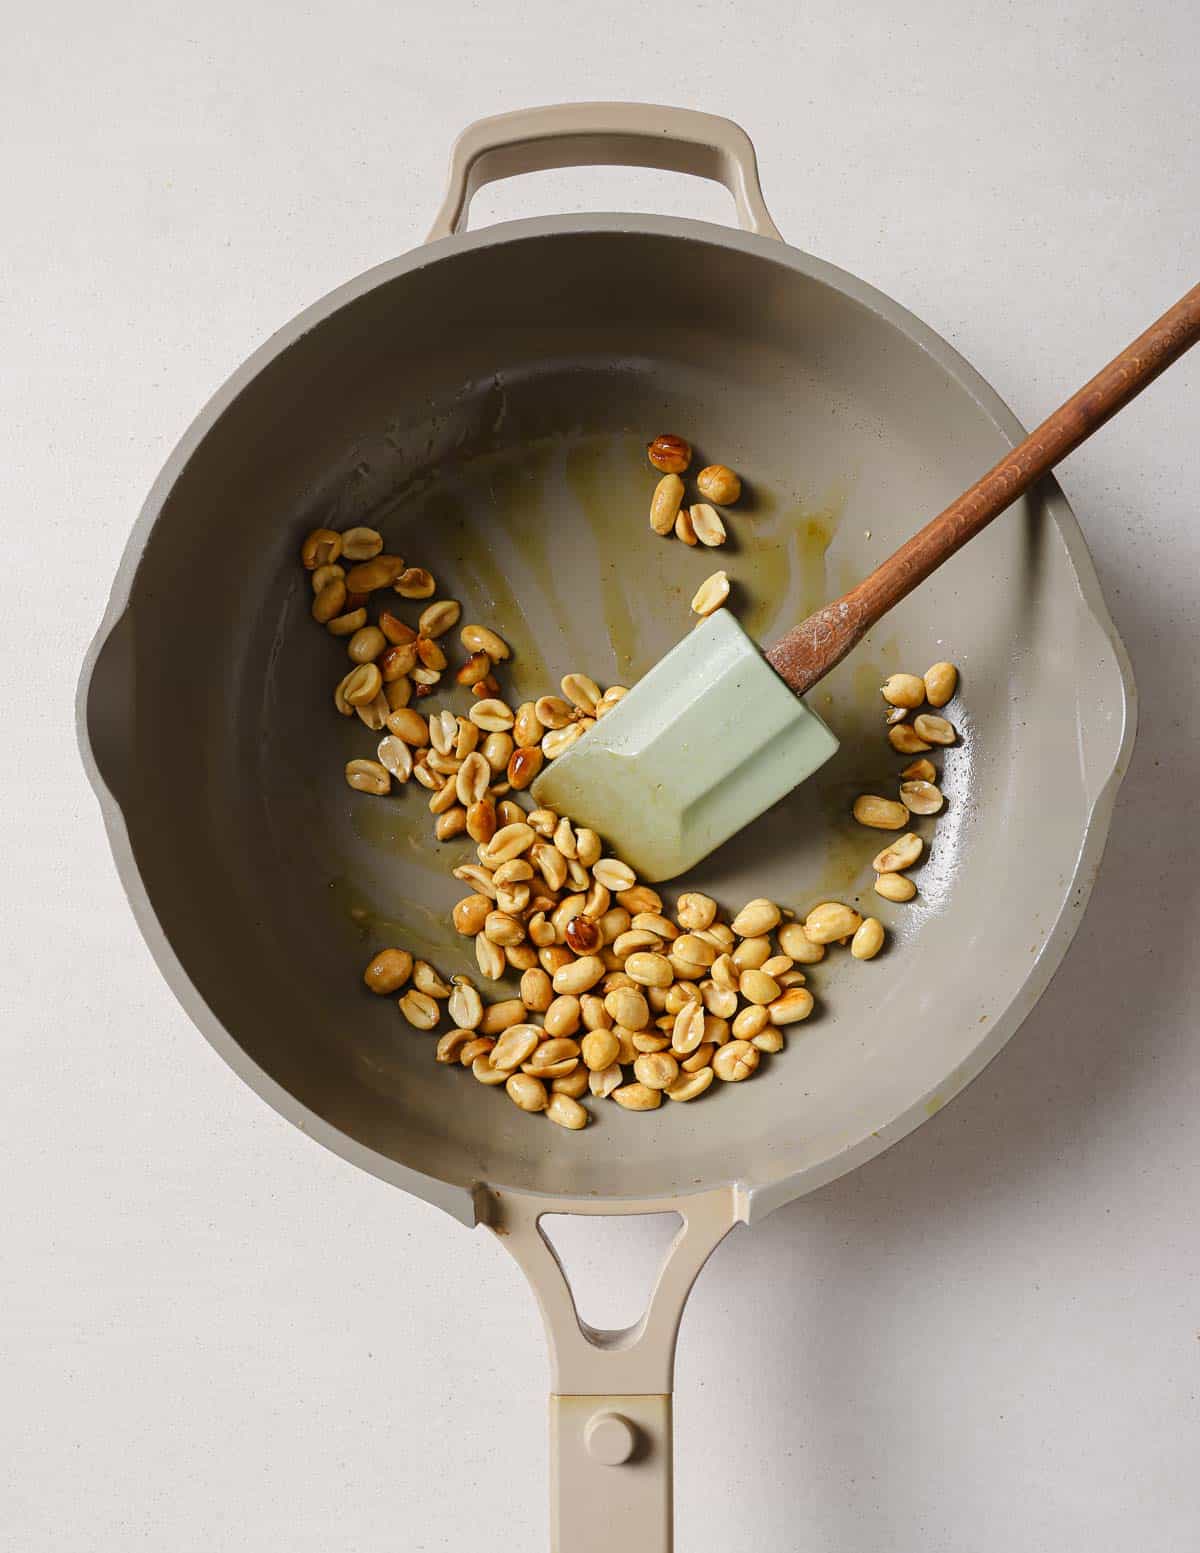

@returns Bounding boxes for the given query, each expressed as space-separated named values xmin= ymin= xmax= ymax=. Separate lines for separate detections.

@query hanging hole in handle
xmin=539 ymin=1211 xmax=683 ymax=1340
xmin=466 ymin=164 xmax=747 ymax=236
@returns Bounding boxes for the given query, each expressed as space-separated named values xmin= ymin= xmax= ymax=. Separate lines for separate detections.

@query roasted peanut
xmin=613 ymin=1081 xmax=662 ymax=1111
xmin=713 ymin=1041 xmax=759 ymax=1082
xmin=872 ymin=833 xmax=923 ymax=873
xmin=363 ymin=948 xmax=412 ymax=994
xmin=394 ymin=567 xmax=435 ymax=598
xmin=690 ymin=570 xmax=730 ymax=617
xmin=889 ymin=723 xmax=932 ymax=755
xmin=881 ymin=673 xmax=926 ymax=709
xmin=913 ymin=713 xmax=956 ymax=746
xmin=853 ymin=795 xmax=909 ymax=830
xmin=689 ymin=502 xmax=726 ymax=547
xmin=731 ymin=898 xmax=781 ymax=937
xmin=851 ymin=917 xmax=885 ymax=960
xmin=398 ymin=989 xmax=440 ymax=1030
xmin=874 ymin=871 xmax=917 ymax=902
xmin=506 ymin=1072 xmax=548 ymax=1112
xmin=300 ymin=528 xmax=342 ymax=569
xmin=900 ymin=779 xmax=944 ymax=815
xmin=696 ymin=464 xmax=741 ymax=504
xmin=650 ymin=473 xmax=685 ymax=535
xmin=345 ymin=758 xmax=390 ymax=795
xmin=802 ymin=902 xmax=863 ymax=944
xmin=923 ymin=661 xmax=958 ymax=707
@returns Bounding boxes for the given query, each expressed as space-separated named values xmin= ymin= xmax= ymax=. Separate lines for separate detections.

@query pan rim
xmin=76 ymin=212 xmax=1137 ymax=1225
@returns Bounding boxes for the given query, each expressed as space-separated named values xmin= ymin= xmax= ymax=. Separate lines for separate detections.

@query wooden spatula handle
xmin=766 ymin=281 xmax=1200 ymax=696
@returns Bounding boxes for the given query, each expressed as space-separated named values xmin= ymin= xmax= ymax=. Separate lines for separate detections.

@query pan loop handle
xmin=425 ymin=101 xmax=783 ymax=243
xmin=487 ymin=1185 xmax=744 ymax=1553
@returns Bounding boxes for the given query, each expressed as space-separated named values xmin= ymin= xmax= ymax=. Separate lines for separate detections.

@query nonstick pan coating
xmin=80 ymin=216 xmax=1133 ymax=1217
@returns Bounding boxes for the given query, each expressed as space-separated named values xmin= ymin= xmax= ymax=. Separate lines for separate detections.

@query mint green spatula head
xmin=530 ymin=610 xmax=839 ymax=882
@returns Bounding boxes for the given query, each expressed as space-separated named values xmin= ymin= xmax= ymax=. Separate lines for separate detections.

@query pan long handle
xmin=425 ymin=101 xmax=783 ymax=242
xmin=487 ymin=1185 xmax=744 ymax=1552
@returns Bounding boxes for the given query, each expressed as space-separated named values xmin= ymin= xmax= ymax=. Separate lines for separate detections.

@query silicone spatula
xmin=532 ymin=283 xmax=1199 ymax=880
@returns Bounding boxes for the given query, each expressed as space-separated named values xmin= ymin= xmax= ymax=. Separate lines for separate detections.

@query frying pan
xmin=76 ymin=103 xmax=1136 ymax=1549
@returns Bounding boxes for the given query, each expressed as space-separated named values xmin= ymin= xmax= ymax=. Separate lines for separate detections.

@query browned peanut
xmin=901 ymin=756 xmax=938 ymax=783
xmin=647 ymin=433 xmax=691 ymax=473
xmin=363 ymin=948 xmax=412 ymax=994
xmin=675 ymin=508 xmax=698 ymax=544
xmin=508 ymin=745 xmax=544 ymax=790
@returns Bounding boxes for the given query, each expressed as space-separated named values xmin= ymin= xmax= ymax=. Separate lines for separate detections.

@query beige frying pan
xmin=77 ymin=103 xmax=1136 ymax=1549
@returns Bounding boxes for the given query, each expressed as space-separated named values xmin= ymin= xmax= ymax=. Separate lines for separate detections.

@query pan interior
xmin=93 ymin=225 xmax=1128 ymax=1203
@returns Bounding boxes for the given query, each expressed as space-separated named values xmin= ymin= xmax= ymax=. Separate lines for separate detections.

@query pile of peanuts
xmin=301 ymin=522 xmax=626 ymax=818
xmin=646 ymin=433 xmax=740 ymax=622
xmin=299 ymin=449 xmax=962 ymax=1133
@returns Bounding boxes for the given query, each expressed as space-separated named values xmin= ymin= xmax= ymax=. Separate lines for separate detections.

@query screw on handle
xmin=765 ymin=281 xmax=1200 ymax=696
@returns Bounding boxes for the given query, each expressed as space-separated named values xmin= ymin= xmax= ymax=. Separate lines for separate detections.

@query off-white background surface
xmin=3 ymin=2 xmax=1198 ymax=1548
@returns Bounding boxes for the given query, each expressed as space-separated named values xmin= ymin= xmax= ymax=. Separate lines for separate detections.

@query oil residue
xmin=324 ymin=431 xmax=866 ymax=940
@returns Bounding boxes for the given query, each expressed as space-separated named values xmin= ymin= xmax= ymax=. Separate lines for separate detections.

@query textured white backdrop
xmin=3 ymin=2 xmax=1198 ymax=1548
